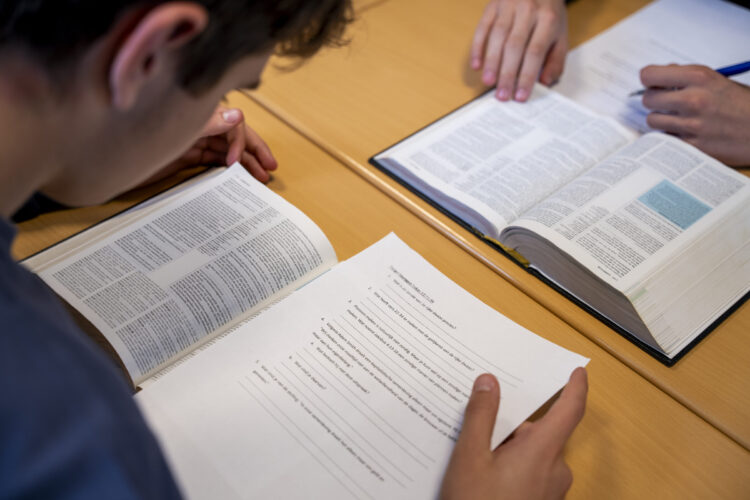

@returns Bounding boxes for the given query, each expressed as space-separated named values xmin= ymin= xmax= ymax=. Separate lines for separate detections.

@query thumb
xmin=455 ymin=374 xmax=500 ymax=455
xmin=200 ymin=107 xmax=243 ymax=137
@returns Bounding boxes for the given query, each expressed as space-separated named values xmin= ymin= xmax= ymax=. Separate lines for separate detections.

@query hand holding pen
xmin=634 ymin=63 xmax=750 ymax=167
xmin=629 ymin=61 xmax=750 ymax=97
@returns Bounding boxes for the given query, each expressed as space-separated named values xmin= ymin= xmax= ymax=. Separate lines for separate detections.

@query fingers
xmin=536 ymin=367 xmax=588 ymax=450
xmin=642 ymin=87 xmax=709 ymax=117
xmin=642 ymin=88 xmax=688 ymax=114
xmin=455 ymin=374 xmax=500 ymax=455
xmin=184 ymin=143 xmax=272 ymax=182
xmin=472 ymin=2 xmax=499 ymax=70
xmin=505 ymin=420 xmax=533 ymax=443
xmin=514 ymin=7 xmax=559 ymax=101
xmin=199 ymin=150 xmax=229 ymax=166
xmin=195 ymin=104 xmax=278 ymax=182
xmin=225 ymin=121 xmax=246 ymax=166
xmin=496 ymin=3 xmax=534 ymax=100
xmin=646 ymin=112 xmax=700 ymax=137
xmin=640 ymin=67 xmax=719 ymax=137
xmin=473 ymin=1 xmax=567 ymax=102
xmin=640 ymin=64 xmax=713 ymax=90
xmin=180 ymin=146 xmax=229 ymax=167
xmin=201 ymin=107 xmax=243 ymax=137
xmin=540 ymin=33 xmax=566 ymax=85
xmin=198 ymin=106 xmax=246 ymax=165
xmin=244 ymin=125 xmax=278 ymax=172
xmin=240 ymin=151 xmax=271 ymax=183
xmin=482 ymin=3 xmax=514 ymax=86
xmin=553 ymin=461 xmax=574 ymax=493
xmin=198 ymin=132 xmax=276 ymax=177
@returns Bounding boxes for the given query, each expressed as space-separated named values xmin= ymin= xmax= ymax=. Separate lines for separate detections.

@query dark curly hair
xmin=0 ymin=0 xmax=353 ymax=92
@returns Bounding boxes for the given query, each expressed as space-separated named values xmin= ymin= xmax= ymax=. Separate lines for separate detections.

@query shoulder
xmin=0 ymin=255 xmax=182 ymax=499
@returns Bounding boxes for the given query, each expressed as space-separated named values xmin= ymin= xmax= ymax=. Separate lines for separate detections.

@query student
xmin=0 ymin=1 xmax=587 ymax=498
xmin=471 ymin=1 xmax=750 ymax=167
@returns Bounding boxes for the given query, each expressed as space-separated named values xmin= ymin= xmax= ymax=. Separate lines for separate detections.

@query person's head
xmin=0 ymin=0 xmax=352 ymax=207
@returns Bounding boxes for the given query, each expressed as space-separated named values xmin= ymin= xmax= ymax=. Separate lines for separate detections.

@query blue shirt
xmin=0 ymin=218 xmax=182 ymax=499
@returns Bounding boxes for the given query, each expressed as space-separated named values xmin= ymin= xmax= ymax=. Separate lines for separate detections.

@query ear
xmin=109 ymin=3 xmax=208 ymax=110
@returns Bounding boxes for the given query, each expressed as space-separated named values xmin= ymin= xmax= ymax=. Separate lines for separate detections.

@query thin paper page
xmin=139 ymin=293 xmax=287 ymax=387
xmin=136 ymin=234 xmax=588 ymax=500
xmin=512 ymin=133 xmax=750 ymax=291
xmin=34 ymin=165 xmax=337 ymax=383
xmin=377 ymin=86 xmax=634 ymax=236
xmin=24 ymin=169 xmax=225 ymax=274
xmin=556 ymin=0 xmax=750 ymax=132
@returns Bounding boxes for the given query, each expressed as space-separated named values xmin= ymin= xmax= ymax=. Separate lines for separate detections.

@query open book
xmin=371 ymin=87 xmax=750 ymax=364
xmin=24 ymin=165 xmax=338 ymax=387
xmin=23 ymin=165 xmax=588 ymax=498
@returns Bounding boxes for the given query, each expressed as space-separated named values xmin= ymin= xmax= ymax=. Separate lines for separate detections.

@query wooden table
xmin=14 ymin=95 xmax=750 ymax=498
xmin=246 ymin=0 xmax=750 ymax=450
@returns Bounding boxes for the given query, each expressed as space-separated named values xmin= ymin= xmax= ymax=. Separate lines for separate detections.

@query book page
xmin=33 ymin=165 xmax=337 ymax=384
xmin=556 ymin=0 xmax=750 ymax=132
xmin=136 ymin=234 xmax=588 ymax=500
xmin=508 ymin=134 xmax=750 ymax=354
xmin=375 ymin=86 xmax=635 ymax=237
xmin=511 ymin=133 xmax=748 ymax=286
xmin=24 ymin=169 xmax=226 ymax=271
xmin=139 ymin=294 xmax=286 ymax=388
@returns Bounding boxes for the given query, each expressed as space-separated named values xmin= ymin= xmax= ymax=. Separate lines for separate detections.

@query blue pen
xmin=629 ymin=60 xmax=750 ymax=97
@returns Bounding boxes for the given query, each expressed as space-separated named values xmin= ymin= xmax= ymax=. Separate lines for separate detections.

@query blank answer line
xmin=360 ymin=298 xmax=474 ymax=387
xmin=238 ymin=378 xmax=369 ymax=500
xmin=384 ymin=285 xmax=523 ymax=384
xmin=335 ymin=316 xmax=462 ymax=422
xmin=298 ymin=347 xmax=434 ymax=466
xmin=278 ymin=361 xmax=410 ymax=488
xmin=282 ymin=360 xmax=415 ymax=483
xmin=382 ymin=286 xmax=494 ymax=374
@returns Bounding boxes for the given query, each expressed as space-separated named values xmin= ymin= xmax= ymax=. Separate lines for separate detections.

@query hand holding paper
xmin=440 ymin=368 xmax=587 ymax=500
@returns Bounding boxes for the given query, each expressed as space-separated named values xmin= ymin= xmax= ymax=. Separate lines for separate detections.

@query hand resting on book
xmin=139 ymin=104 xmax=279 ymax=185
xmin=471 ymin=0 xmax=567 ymax=103
xmin=31 ymin=103 xmax=279 ymax=216
xmin=28 ymin=104 xmax=279 ymax=217
xmin=641 ymin=64 xmax=750 ymax=167
xmin=441 ymin=368 xmax=588 ymax=500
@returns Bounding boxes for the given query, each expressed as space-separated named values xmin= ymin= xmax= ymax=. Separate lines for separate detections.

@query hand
xmin=641 ymin=64 xmax=750 ymax=167
xmin=471 ymin=0 xmax=567 ymax=102
xmin=440 ymin=367 xmax=587 ymax=500
xmin=140 ymin=105 xmax=278 ymax=186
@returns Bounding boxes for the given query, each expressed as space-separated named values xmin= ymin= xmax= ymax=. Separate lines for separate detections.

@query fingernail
xmin=483 ymin=72 xmax=495 ymax=85
xmin=471 ymin=59 xmax=480 ymax=70
xmin=474 ymin=374 xmax=494 ymax=392
xmin=515 ymin=88 xmax=529 ymax=101
xmin=497 ymin=88 xmax=510 ymax=101
xmin=222 ymin=109 xmax=241 ymax=123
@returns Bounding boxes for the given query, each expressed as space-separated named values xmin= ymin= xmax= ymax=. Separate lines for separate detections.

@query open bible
xmin=22 ymin=165 xmax=588 ymax=498
xmin=371 ymin=87 xmax=750 ymax=364
xmin=24 ymin=165 xmax=338 ymax=387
